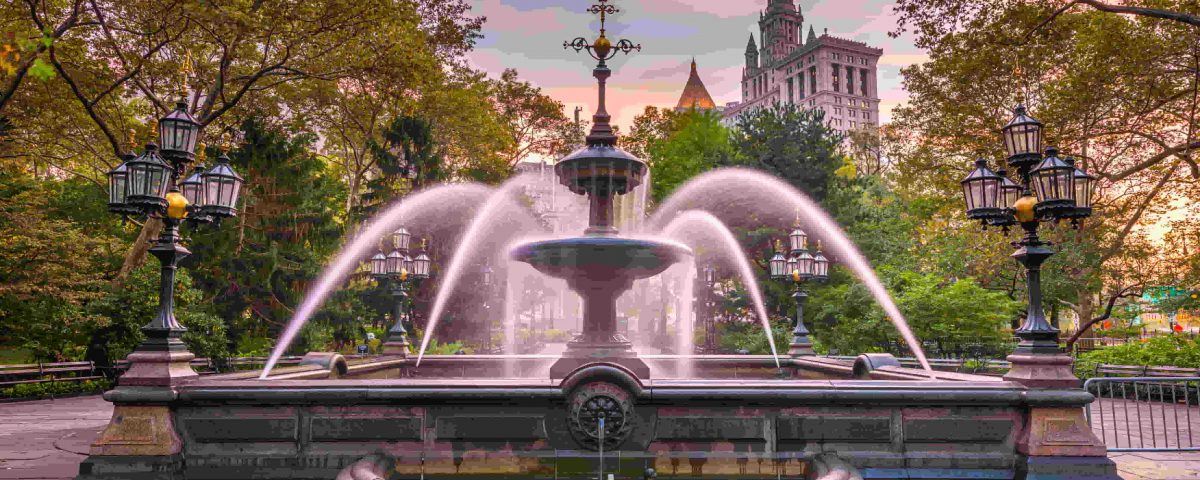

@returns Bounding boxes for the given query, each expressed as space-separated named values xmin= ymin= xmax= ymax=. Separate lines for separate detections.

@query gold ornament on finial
xmin=197 ymin=142 xmax=206 ymax=163
xmin=774 ymin=239 xmax=783 ymax=252
xmin=220 ymin=133 xmax=232 ymax=154
xmin=564 ymin=0 xmax=641 ymax=64
xmin=126 ymin=128 xmax=138 ymax=151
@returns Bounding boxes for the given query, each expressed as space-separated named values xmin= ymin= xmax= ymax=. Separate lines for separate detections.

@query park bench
xmin=0 ymin=361 xmax=103 ymax=388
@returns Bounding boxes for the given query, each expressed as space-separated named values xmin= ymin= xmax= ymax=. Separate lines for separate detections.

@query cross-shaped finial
xmin=564 ymin=0 xmax=640 ymax=65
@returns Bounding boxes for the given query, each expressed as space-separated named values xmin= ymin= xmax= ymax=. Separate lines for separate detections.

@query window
xmin=860 ymin=70 xmax=868 ymax=96
xmin=848 ymin=55 xmax=855 ymax=63
xmin=849 ymin=110 xmax=856 ymax=118
xmin=809 ymin=99 xmax=816 ymax=107
xmin=846 ymin=65 xmax=854 ymax=94
xmin=834 ymin=107 xmax=842 ymax=116
xmin=787 ymin=77 xmax=794 ymax=104
xmin=809 ymin=55 xmax=814 ymax=63
xmin=832 ymin=64 xmax=840 ymax=92
xmin=835 ymin=96 xmax=842 ymax=104
xmin=809 ymin=66 xmax=816 ymax=94
xmin=798 ymin=73 xmax=805 ymax=99
xmin=851 ymin=121 xmax=858 ymax=128
xmin=863 ymin=111 xmax=870 ymax=121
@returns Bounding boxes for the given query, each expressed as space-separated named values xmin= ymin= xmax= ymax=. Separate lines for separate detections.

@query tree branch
xmin=1066 ymin=285 xmax=1144 ymax=348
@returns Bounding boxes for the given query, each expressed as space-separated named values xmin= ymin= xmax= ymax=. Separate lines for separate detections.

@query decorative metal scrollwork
xmin=567 ymin=381 xmax=634 ymax=450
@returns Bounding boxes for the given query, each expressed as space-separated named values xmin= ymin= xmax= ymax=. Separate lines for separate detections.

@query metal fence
xmin=1084 ymin=376 xmax=1200 ymax=451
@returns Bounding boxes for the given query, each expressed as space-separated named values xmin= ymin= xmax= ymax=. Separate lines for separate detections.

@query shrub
xmin=1 ymin=378 xmax=112 ymax=400
xmin=1075 ymin=335 xmax=1200 ymax=379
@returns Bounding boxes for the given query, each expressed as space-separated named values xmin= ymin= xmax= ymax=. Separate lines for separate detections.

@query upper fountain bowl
xmin=555 ymin=144 xmax=647 ymax=196
xmin=511 ymin=236 xmax=692 ymax=284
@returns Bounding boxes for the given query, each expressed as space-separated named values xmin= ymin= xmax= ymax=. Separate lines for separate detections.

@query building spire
xmin=807 ymin=25 xmax=817 ymax=43
xmin=676 ymin=58 xmax=716 ymax=111
xmin=745 ymin=33 xmax=757 ymax=53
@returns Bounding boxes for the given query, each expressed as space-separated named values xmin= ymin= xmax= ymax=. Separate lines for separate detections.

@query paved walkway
xmin=2 ymin=395 xmax=1199 ymax=479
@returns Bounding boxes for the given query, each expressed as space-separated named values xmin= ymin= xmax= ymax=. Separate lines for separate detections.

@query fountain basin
xmin=511 ymin=236 xmax=692 ymax=284
xmin=78 ymin=354 xmax=1118 ymax=480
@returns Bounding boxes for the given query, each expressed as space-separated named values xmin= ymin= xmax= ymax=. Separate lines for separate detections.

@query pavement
xmin=1 ymin=395 xmax=1198 ymax=479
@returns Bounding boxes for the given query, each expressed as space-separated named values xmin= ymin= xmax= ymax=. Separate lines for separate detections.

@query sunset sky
xmin=465 ymin=0 xmax=928 ymax=128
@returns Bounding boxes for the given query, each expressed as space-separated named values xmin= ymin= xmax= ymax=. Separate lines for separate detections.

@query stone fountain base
xmin=549 ymin=333 xmax=650 ymax=379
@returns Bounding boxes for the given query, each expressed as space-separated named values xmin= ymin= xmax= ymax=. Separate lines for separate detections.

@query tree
xmin=490 ymin=68 xmax=575 ymax=168
xmin=730 ymin=103 xmax=844 ymax=202
xmin=887 ymin=1 xmax=1199 ymax=324
xmin=629 ymin=108 xmax=733 ymax=203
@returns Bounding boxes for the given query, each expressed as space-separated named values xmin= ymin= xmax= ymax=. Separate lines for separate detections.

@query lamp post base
xmin=788 ymin=338 xmax=814 ymax=356
xmin=1003 ymin=353 xmax=1080 ymax=389
xmin=382 ymin=340 xmax=410 ymax=357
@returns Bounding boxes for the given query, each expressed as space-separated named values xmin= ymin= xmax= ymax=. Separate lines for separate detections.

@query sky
xmin=465 ymin=0 xmax=929 ymax=128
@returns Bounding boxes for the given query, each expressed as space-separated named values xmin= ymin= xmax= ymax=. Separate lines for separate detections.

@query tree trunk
xmin=113 ymin=217 xmax=163 ymax=285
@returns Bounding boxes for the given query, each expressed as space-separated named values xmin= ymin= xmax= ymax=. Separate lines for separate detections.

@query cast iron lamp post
xmin=770 ymin=228 xmax=829 ymax=357
xmin=370 ymin=228 xmax=433 ymax=356
xmin=960 ymin=105 xmax=1097 ymax=388
xmin=701 ymin=265 xmax=718 ymax=352
xmin=104 ymin=99 xmax=243 ymax=385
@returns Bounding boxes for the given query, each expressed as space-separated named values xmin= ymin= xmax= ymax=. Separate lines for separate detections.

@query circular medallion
xmin=568 ymin=381 xmax=634 ymax=450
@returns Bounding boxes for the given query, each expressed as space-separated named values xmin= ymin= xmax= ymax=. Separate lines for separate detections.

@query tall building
xmin=722 ymin=0 xmax=883 ymax=133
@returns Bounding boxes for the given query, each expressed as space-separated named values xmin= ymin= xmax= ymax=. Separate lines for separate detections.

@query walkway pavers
xmin=2 ymin=394 xmax=1199 ymax=479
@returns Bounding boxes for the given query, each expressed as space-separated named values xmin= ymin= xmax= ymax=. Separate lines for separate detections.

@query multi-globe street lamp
xmin=105 ymin=97 xmax=243 ymax=384
xmin=770 ymin=226 xmax=829 ymax=357
xmin=960 ymin=105 xmax=1096 ymax=387
xmin=370 ymin=228 xmax=432 ymax=356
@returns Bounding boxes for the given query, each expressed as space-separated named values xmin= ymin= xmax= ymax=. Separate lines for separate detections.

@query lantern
xmin=1031 ymin=147 xmax=1075 ymax=219
xmin=795 ymin=251 xmax=815 ymax=279
xmin=812 ymin=252 xmax=829 ymax=279
xmin=412 ymin=251 xmax=432 ymax=279
xmin=481 ymin=263 xmax=495 ymax=287
xmin=106 ymin=153 xmax=139 ymax=215
xmin=788 ymin=227 xmax=808 ymax=254
xmin=990 ymin=169 xmax=1022 ymax=228
xmin=392 ymin=227 xmax=412 ymax=253
xmin=158 ymin=99 xmax=201 ymax=160
xmin=200 ymin=153 xmax=244 ymax=218
xmin=702 ymin=265 xmax=717 ymax=285
xmin=1068 ymin=157 xmax=1096 ymax=220
xmin=125 ymin=143 xmax=173 ymax=211
xmin=370 ymin=252 xmax=387 ymax=277
xmin=786 ymin=256 xmax=798 ymax=277
xmin=961 ymin=158 xmax=1004 ymax=222
xmin=386 ymin=250 xmax=405 ymax=275
xmin=1001 ymin=105 xmax=1043 ymax=169
xmin=179 ymin=165 xmax=206 ymax=206
xmin=769 ymin=248 xmax=788 ymax=280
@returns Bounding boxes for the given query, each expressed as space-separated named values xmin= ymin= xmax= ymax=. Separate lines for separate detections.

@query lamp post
xmin=701 ymin=265 xmax=718 ymax=352
xmin=960 ymin=105 xmax=1096 ymax=388
xmin=371 ymin=229 xmax=432 ymax=357
xmin=481 ymin=262 xmax=496 ymax=353
xmin=770 ymin=227 xmax=829 ymax=357
xmin=104 ymin=99 xmax=243 ymax=385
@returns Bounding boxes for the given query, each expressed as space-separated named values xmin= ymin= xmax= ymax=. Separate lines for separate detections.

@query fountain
xmin=75 ymin=2 xmax=1119 ymax=479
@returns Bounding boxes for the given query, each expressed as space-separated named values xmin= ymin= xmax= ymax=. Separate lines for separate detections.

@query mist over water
xmin=651 ymin=168 xmax=932 ymax=371
xmin=260 ymin=184 xmax=493 ymax=377
xmin=660 ymin=210 xmax=781 ymax=368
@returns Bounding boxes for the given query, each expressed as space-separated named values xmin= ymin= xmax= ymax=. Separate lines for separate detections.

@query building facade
xmin=722 ymin=0 xmax=883 ymax=133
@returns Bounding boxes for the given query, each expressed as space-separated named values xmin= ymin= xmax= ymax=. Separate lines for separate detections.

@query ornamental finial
xmin=563 ymin=0 xmax=641 ymax=147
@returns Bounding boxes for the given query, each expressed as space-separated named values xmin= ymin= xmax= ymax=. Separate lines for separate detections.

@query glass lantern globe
xmin=481 ymin=263 xmax=495 ymax=287
xmin=392 ymin=227 xmax=412 ymax=253
xmin=702 ymin=265 xmax=717 ymax=285
xmin=412 ymin=251 xmax=432 ymax=279
xmin=1031 ymin=147 xmax=1076 ymax=219
xmin=786 ymin=256 xmax=798 ymax=277
xmin=812 ymin=252 xmax=830 ymax=280
xmin=769 ymin=250 xmax=788 ymax=280
xmin=369 ymin=252 xmax=387 ymax=277
xmin=961 ymin=158 xmax=1004 ymax=223
xmin=795 ymin=250 xmax=815 ymax=279
xmin=158 ymin=99 xmax=201 ymax=160
xmin=125 ymin=143 xmax=173 ymax=211
xmin=989 ymin=169 xmax=1022 ymax=228
xmin=386 ymin=250 xmax=405 ymax=275
xmin=106 ymin=152 xmax=140 ymax=215
xmin=1066 ymin=157 xmax=1096 ymax=220
xmin=1001 ymin=104 xmax=1043 ymax=169
xmin=200 ymin=153 xmax=244 ymax=218
xmin=179 ymin=165 xmax=206 ymax=206
xmin=788 ymin=227 xmax=808 ymax=254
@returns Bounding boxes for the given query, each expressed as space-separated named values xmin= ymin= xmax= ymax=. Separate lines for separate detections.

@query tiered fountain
xmin=77 ymin=2 xmax=1118 ymax=479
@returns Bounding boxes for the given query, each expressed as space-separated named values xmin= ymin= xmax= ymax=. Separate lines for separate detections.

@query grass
xmin=0 ymin=347 xmax=31 ymax=364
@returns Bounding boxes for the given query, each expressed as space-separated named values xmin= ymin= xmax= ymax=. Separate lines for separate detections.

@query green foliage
xmin=812 ymin=271 xmax=1020 ymax=356
xmin=730 ymin=103 xmax=844 ymax=201
xmin=639 ymin=109 xmax=733 ymax=203
xmin=1076 ymin=335 xmax=1200 ymax=379
xmin=298 ymin=321 xmax=336 ymax=353
xmin=717 ymin=319 xmax=792 ymax=355
xmin=233 ymin=335 xmax=274 ymax=358
xmin=85 ymin=263 xmax=228 ymax=365
xmin=1 ymin=378 xmax=111 ymax=399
